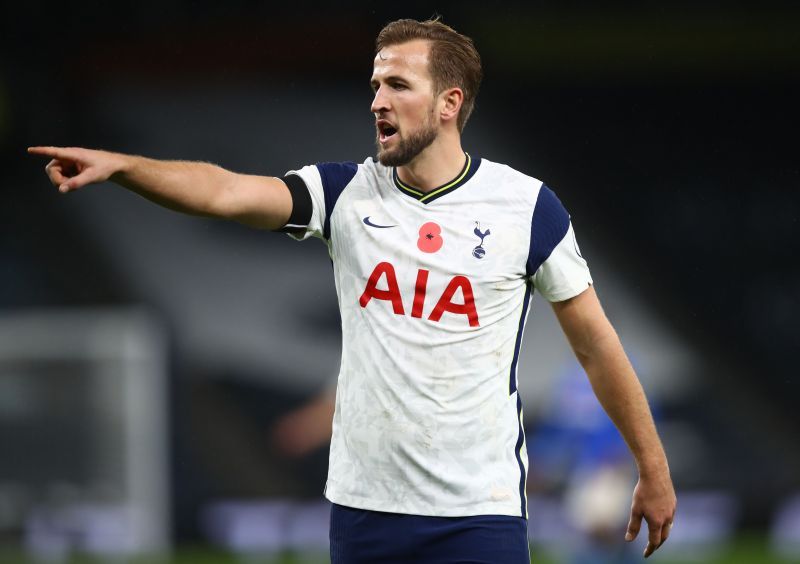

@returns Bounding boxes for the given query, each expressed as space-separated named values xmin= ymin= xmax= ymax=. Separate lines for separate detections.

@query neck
xmin=396 ymin=132 xmax=465 ymax=193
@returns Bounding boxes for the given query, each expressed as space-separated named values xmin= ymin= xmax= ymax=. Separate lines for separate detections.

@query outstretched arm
xmin=27 ymin=146 xmax=293 ymax=230
xmin=551 ymin=286 xmax=677 ymax=558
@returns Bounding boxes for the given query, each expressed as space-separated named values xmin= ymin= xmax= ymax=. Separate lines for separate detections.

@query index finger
xmin=644 ymin=519 xmax=663 ymax=558
xmin=27 ymin=146 xmax=70 ymax=159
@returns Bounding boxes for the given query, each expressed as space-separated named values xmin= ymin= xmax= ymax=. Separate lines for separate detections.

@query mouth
xmin=377 ymin=120 xmax=398 ymax=144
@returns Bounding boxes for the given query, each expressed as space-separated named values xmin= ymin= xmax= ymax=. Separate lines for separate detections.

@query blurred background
xmin=1 ymin=1 xmax=798 ymax=562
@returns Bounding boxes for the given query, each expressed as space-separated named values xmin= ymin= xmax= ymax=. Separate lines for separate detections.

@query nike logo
xmin=363 ymin=216 xmax=397 ymax=229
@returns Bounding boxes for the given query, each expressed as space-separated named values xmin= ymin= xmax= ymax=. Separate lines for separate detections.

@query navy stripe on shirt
xmin=317 ymin=161 xmax=358 ymax=241
xmin=526 ymin=184 xmax=570 ymax=277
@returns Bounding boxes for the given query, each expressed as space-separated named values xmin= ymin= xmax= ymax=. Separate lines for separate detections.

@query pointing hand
xmin=28 ymin=146 xmax=124 ymax=193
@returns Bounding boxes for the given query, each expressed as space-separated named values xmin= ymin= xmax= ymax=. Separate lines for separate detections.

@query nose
xmin=371 ymin=85 xmax=390 ymax=115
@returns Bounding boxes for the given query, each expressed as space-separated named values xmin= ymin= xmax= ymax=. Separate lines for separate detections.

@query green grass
xmin=0 ymin=535 xmax=795 ymax=563
xmin=530 ymin=534 xmax=795 ymax=564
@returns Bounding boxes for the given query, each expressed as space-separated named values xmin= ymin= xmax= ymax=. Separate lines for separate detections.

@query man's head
xmin=371 ymin=18 xmax=483 ymax=167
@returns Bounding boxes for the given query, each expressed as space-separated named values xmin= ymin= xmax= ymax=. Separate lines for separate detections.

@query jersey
xmin=285 ymin=153 xmax=592 ymax=518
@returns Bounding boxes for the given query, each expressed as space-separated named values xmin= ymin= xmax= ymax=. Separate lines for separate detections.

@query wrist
xmin=109 ymin=153 xmax=140 ymax=187
xmin=637 ymin=456 xmax=670 ymax=480
xmin=112 ymin=152 xmax=133 ymax=177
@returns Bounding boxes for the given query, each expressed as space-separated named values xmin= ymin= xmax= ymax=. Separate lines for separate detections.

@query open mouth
xmin=377 ymin=121 xmax=398 ymax=143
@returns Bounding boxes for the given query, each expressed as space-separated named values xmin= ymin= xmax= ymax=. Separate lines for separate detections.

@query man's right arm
xmin=27 ymin=146 xmax=294 ymax=230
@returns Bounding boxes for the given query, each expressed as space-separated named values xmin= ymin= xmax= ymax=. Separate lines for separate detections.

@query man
xmin=30 ymin=17 xmax=675 ymax=563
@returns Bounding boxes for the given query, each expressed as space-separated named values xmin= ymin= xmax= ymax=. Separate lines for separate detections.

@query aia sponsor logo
xmin=359 ymin=262 xmax=479 ymax=327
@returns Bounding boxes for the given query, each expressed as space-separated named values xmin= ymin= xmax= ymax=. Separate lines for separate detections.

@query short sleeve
xmin=527 ymin=185 xmax=593 ymax=302
xmin=283 ymin=165 xmax=326 ymax=241
xmin=283 ymin=162 xmax=358 ymax=241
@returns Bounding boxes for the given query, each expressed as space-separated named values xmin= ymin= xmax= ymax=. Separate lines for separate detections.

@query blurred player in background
xmin=30 ymin=17 xmax=675 ymax=563
xmin=528 ymin=358 xmax=652 ymax=563
xmin=271 ymin=385 xmax=336 ymax=459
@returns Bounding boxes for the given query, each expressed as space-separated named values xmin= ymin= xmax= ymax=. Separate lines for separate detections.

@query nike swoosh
xmin=363 ymin=216 xmax=397 ymax=229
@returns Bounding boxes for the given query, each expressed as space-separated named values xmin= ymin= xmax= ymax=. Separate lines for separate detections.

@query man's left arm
xmin=551 ymin=285 xmax=677 ymax=558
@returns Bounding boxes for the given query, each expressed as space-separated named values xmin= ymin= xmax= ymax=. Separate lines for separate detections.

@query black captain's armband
xmin=276 ymin=174 xmax=313 ymax=234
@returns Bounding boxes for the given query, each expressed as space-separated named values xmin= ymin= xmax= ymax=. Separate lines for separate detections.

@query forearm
xmin=29 ymin=145 xmax=293 ymax=229
xmin=111 ymin=154 xmax=237 ymax=217
xmin=554 ymin=288 xmax=676 ymax=556
xmin=578 ymin=332 xmax=669 ymax=477
xmin=553 ymin=288 xmax=669 ymax=476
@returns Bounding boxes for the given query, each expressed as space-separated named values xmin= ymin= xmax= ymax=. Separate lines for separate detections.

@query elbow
xmin=571 ymin=329 xmax=622 ymax=371
xmin=206 ymin=169 xmax=242 ymax=219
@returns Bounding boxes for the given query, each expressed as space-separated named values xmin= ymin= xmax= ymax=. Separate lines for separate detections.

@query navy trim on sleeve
xmin=317 ymin=161 xmax=358 ymax=240
xmin=275 ymin=174 xmax=313 ymax=234
xmin=509 ymin=280 xmax=532 ymax=396
xmin=526 ymin=185 xmax=571 ymax=277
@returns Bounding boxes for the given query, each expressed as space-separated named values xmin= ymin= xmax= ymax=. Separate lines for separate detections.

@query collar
xmin=392 ymin=152 xmax=481 ymax=204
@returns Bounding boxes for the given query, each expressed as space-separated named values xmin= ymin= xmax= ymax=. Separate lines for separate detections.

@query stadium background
xmin=1 ymin=1 xmax=798 ymax=562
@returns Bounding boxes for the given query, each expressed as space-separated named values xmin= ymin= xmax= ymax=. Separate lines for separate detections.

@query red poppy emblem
xmin=417 ymin=222 xmax=443 ymax=253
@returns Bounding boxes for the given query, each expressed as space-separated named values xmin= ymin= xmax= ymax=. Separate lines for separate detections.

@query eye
xmin=393 ymin=83 xmax=407 ymax=91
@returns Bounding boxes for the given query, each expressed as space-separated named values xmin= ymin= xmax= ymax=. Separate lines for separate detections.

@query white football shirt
xmin=286 ymin=154 xmax=592 ymax=517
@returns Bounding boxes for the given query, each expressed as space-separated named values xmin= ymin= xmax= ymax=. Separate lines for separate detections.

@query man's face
xmin=371 ymin=40 xmax=439 ymax=167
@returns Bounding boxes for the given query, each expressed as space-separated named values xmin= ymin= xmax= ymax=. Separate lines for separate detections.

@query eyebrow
xmin=370 ymin=75 xmax=409 ymax=88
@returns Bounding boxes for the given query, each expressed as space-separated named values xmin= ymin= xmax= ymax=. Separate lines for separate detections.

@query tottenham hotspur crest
xmin=472 ymin=222 xmax=491 ymax=259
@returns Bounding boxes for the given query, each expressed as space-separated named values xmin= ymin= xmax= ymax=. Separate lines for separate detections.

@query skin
xmin=29 ymin=36 xmax=676 ymax=559
xmin=552 ymin=286 xmax=676 ymax=558
xmin=25 ymin=147 xmax=294 ymax=230
xmin=370 ymin=39 xmax=466 ymax=190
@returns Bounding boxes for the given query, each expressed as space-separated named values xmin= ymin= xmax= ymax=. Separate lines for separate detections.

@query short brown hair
xmin=376 ymin=18 xmax=483 ymax=132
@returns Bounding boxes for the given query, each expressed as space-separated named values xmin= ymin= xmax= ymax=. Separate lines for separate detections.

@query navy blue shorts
xmin=329 ymin=503 xmax=530 ymax=564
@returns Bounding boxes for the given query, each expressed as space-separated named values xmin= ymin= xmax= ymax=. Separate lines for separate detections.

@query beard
xmin=376 ymin=118 xmax=438 ymax=167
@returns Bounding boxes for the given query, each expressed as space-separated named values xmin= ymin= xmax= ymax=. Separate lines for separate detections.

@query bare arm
xmin=552 ymin=286 xmax=677 ymax=558
xmin=270 ymin=387 xmax=336 ymax=458
xmin=27 ymin=146 xmax=293 ymax=230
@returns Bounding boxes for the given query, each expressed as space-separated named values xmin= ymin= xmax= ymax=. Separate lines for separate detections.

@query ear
xmin=438 ymin=87 xmax=464 ymax=126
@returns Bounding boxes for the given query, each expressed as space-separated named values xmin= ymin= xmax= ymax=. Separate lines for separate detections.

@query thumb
xmin=626 ymin=510 xmax=643 ymax=542
xmin=59 ymin=169 xmax=99 ymax=193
